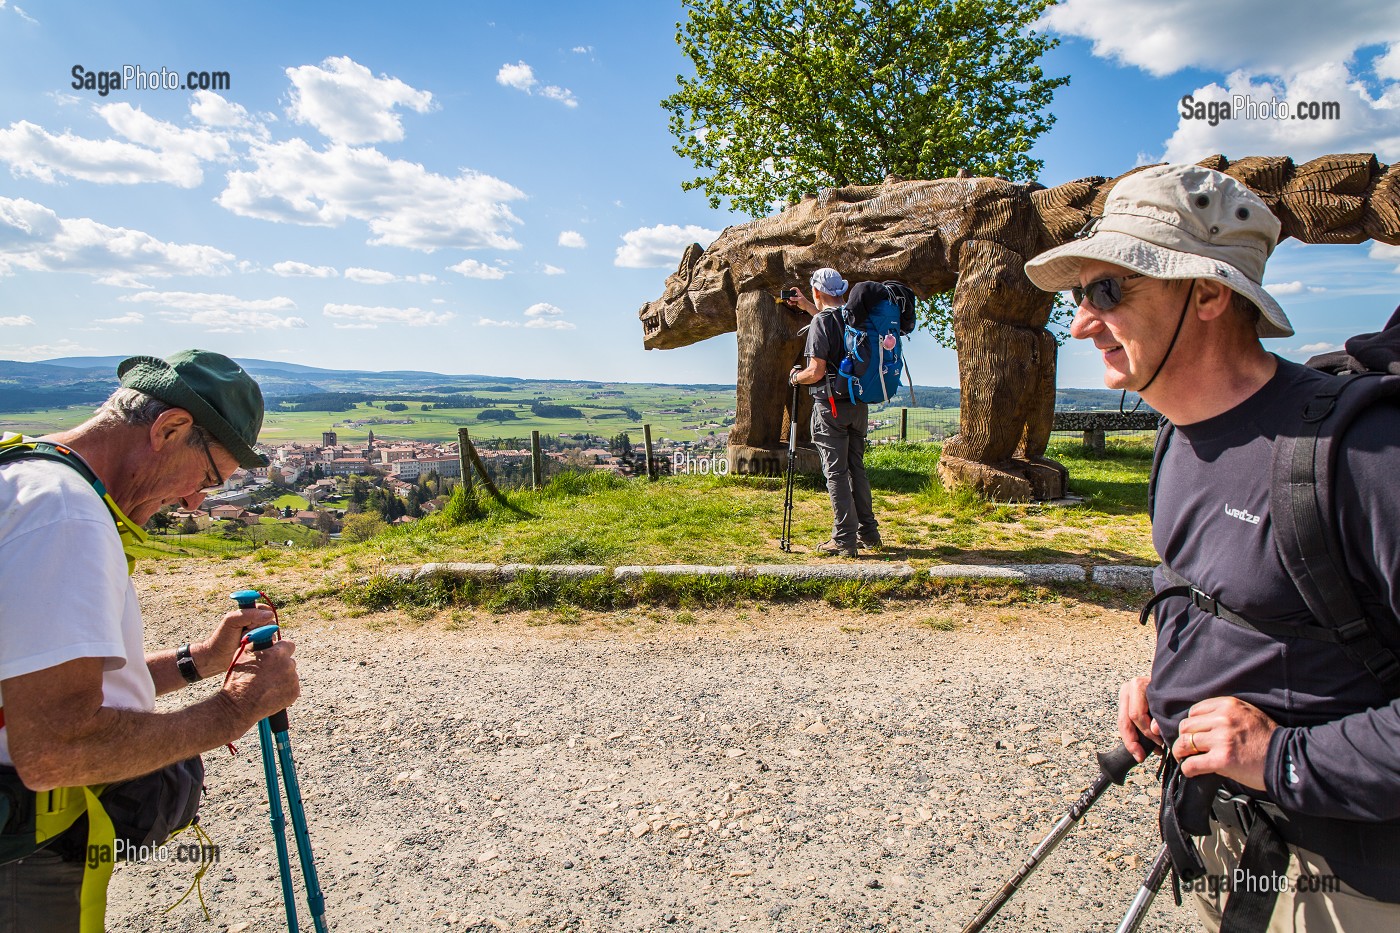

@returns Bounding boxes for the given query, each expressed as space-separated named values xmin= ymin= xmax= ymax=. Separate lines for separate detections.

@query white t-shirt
xmin=0 ymin=456 xmax=155 ymax=765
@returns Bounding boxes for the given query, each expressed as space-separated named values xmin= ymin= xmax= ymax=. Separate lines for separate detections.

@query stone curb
xmin=392 ymin=561 xmax=1155 ymax=591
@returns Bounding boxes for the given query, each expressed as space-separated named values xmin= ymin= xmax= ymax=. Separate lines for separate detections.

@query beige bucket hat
xmin=1024 ymin=164 xmax=1293 ymax=338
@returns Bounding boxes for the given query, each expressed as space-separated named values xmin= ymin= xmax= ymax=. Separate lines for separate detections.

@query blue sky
xmin=1 ymin=0 xmax=1398 ymax=389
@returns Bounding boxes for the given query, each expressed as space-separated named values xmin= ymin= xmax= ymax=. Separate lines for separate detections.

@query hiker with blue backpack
xmin=787 ymin=267 xmax=916 ymax=557
xmin=1026 ymin=164 xmax=1400 ymax=931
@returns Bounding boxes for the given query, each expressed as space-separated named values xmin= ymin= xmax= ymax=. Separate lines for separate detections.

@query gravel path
xmin=108 ymin=561 xmax=1193 ymax=932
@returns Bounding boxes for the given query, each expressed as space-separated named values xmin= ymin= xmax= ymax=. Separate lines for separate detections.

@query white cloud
xmin=496 ymin=62 xmax=536 ymax=92
xmin=524 ymin=317 xmax=576 ymax=330
xmin=1041 ymin=6 xmax=1400 ymax=165
xmin=558 ymin=230 xmax=587 ymax=249
xmin=92 ymin=312 xmax=143 ymax=325
xmin=1298 ymin=341 xmax=1340 ymax=353
xmin=344 ymin=266 xmax=436 ymax=284
xmin=1161 ymin=64 xmax=1400 ymax=164
xmin=113 ymin=291 xmax=305 ymax=332
xmin=541 ymin=264 xmax=565 ymax=275
xmin=572 ymin=46 xmax=593 ymax=55
xmin=1378 ymin=45 xmax=1400 ymax=82
xmin=1370 ymin=242 xmax=1400 ymax=272
xmin=190 ymin=91 xmax=256 ymax=130
xmin=1266 ymin=281 xmax=1306 ymax=295
xmin=0 ymin=339 xmax=98 ymax=362
xmin=322 ymin=302 xmax=453 ymax=327
xmin=614 ymin=223 xmax=721 ymax=269
xmin=285 ymin=57 xmax=434 ymax=145
xmin=539 ymin=86 xmax=579 ymax=107
xmin=171 ymin=310 xmax=309 ymax=332
xmin=271 ymin=260 xmax=337 ymax=278
xmin=218 ymin=139 xmax=525 ymax=251
xmin=0 ymin=196 xmax=235 ymax=282
xmin=5 ymin=3 xmax=36 ymax=25
xmin=476 ymin=317 xmax=521 ymax=328
xmin=449 ymin=258 xmax=508 ymax=280
xmin=0 ymin=119 xmax=202 ymax=187
xmin=1040 ymin=2 xmax=1400 ymax=78
xmin=0 ymin=314 xmax=35 ymax=326
xmin=120 ymin=290 xmax=299 ymax=313
xmin=496 ymin=61 xmax=578 ymax=108
xmin=523 ymin=302 xmax=564 ymax=318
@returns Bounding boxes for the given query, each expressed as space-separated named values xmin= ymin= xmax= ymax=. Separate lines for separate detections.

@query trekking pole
xmin=780 ymin=381 xmax=798 ymax=552
xmin=960 ymin=743 xmax=1139 ymax=933
xmin=1115 ymin=843 xmax=1171 ymax=933
xmin=236 ymin=593 xmax=329 ymax=933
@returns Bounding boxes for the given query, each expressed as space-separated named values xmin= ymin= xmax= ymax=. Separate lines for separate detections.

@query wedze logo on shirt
xmin=1224 ymin=503 xmax=1262 ymax=525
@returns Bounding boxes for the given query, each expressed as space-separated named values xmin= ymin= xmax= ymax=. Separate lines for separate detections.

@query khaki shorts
xmin=1190 ymin=821 xmax=1400 ymax=932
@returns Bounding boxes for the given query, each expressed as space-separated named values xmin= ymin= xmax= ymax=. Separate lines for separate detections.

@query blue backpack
xmin=834 ymin=281 xmax=917 ymax=404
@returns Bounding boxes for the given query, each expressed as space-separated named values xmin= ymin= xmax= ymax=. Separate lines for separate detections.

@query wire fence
xmin=865 ymin=405 xmax=1160 ymax=447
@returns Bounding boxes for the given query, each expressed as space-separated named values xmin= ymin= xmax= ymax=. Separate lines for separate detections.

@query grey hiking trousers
xmin=810 ymin=398 xmax=878 ymax=550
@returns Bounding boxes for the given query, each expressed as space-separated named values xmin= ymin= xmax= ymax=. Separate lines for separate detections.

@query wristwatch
xmin=176 ymin=643 xmax=202 ymax=684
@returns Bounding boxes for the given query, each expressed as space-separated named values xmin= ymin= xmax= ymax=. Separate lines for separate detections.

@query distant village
xmin=169 ymin=426 xmax=724 ymax=537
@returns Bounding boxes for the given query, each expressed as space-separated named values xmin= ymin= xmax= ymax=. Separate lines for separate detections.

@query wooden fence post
xmin=456 ymin=428 xmax=474 ymax=495
xmin=531 ymin=430 xmax=543 ymax=489
xmin=900 ymin=408 xmax=908 ymax=443
xmin=643 ymin=424 xmax=656 ymax=481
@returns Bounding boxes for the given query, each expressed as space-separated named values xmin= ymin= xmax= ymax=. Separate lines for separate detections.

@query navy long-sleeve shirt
xmin=1149 ymin=358 xmax=1400 ymax=825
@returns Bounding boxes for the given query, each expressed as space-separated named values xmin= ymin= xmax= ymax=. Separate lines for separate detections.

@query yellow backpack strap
xmin=31 ymin=785 xmax=116 ymax=933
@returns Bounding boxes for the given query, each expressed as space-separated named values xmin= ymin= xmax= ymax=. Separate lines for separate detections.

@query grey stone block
xmin=414 ymin=562 xmax=498 ymax=581
xmin=613 ymin=565 xmax=742 ymax=579
xmin=748 ymin=563 xmax=915 ymax=581
xmin=1091 ymin=565 xmax=1156 ymax=591
xmin=495 ymin=563 xmax=607 ymax=580
xmin=924 ymin=564 xmax=1084 ymax=583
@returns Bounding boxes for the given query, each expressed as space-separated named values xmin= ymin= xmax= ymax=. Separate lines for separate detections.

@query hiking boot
xmin=817 ymin=539 xmax=858 ymax=558
xmin=858 ymin=532 xmax=883 ymax=549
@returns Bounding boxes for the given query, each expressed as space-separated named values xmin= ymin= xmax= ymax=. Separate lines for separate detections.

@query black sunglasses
xmin=1071 ymin=273 xmax=1145 ymax=312
xmin=194 ymin=431 xmax=226 ymax=491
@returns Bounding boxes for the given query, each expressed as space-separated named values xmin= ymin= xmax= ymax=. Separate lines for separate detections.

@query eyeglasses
xmin=194 ymin=431 xmax=225 ymax=492
xmin=1072 ymin=273 xmax=1145 ymax=312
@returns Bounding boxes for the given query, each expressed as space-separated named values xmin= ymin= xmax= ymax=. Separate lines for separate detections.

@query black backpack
xmin=843 ymin=281 xmax=918 ymax=334
xmin=1144 ymin=305 xmax=1400 ymax=693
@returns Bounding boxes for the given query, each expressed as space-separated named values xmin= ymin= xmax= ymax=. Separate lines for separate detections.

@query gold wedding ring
xmin=1187 ymin=731 xmax=1200 ymax=755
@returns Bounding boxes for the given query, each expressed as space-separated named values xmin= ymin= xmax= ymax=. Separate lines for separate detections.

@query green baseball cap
xmin=116 ymin=350 xmax=269 ymax=468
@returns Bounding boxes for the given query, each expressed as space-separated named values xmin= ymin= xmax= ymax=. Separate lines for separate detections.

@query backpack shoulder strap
xmin=0 ymin=438 xmax=106 ymax=494
xmin=1270 ymin=372 xmax=1400 ymax=693
xmin=1147 ymin=416 xmax=1174 ymax=523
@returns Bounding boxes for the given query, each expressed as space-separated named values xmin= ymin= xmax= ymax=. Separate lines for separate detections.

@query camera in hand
xmin=781 ymin=287 xmax=799 ymax=301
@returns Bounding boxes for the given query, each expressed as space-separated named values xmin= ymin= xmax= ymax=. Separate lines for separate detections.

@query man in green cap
xmin=0 ymin=350 xmax=301 ymax=930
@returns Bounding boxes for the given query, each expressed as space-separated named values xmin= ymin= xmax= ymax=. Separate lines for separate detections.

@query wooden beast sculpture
xmin=639 ymin=154 xmax=1400 ymax=499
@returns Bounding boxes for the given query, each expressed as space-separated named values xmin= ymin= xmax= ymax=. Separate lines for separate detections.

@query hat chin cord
xmin=1120 ymin=280 xmax=1194 ymax=415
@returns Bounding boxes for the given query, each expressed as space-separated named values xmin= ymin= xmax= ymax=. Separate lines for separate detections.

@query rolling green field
xmin=0 ymin=382 xmax=741 ymax=446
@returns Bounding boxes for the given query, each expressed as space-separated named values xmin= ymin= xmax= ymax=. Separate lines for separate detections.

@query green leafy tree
xmin=342 ymin=513 xmax=386 ymax=542
xmin=664 ymin=0 xmax=1066 ymax=216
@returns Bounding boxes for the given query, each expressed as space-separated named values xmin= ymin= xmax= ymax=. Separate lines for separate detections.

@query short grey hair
xmin=94 ymin=388 xmax=216 ymax=447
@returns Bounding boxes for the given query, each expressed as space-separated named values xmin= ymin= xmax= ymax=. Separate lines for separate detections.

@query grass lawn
xmin=332 ymin=437 xmax=1155 ymax=570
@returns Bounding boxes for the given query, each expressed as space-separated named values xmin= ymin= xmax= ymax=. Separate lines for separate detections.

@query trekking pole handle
xmin=242 ymin=622 xmax=292 ymax=734
xmin=1098 ymin=743 xmax=1140 ymax=786
xmin=232 ymin=589 xmax=261 ymax=610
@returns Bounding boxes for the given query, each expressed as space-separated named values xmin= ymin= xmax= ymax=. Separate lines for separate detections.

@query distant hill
xmin=0 ymin=355 xmax=742 ymax=412
xmin=2 ymin=355 xmax=1142 ymax=415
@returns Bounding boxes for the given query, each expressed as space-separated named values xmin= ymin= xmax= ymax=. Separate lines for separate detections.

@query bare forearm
xmin=147 ymin=640 xmax=224 ymax=696
xmin=20 ymin=693 xmax=251 ymax=790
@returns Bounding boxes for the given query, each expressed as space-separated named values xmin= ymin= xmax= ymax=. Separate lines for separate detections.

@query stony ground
xmin=107 ymin=561 xmax=1193 ymax=932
